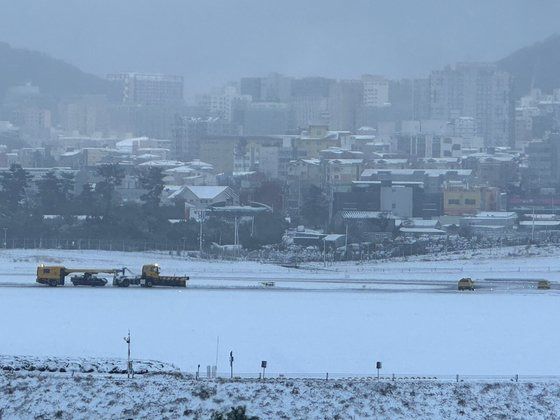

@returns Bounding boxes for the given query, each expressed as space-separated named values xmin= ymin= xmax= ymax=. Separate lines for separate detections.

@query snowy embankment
xmin=0 ymin=355 xmax=177 ymax=375
xmin=1 ymin=368 xmax=559 ymax=419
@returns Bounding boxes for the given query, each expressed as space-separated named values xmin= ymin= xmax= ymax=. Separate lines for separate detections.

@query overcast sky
xmin=1 ymin=0 xmax=559 ymax=97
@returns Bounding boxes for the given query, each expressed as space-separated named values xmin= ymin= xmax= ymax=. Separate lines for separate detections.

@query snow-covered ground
xmin=1 ymin=246 xmax=560 ymax=377
xmin=2 ymin=368 xmax=559 ymax=419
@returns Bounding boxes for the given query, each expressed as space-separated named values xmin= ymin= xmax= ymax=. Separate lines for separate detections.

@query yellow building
xmin=444 ymin=186 xmax=500 ymax=216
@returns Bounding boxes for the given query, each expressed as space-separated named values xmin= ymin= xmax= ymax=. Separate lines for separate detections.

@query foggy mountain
xmin=1 ymin=0 xmax=559 ymax=97
xmin=498 ymin=34 xmax=560 ymax=98
xmin=0 ymin=42 xmax=112 ymax=100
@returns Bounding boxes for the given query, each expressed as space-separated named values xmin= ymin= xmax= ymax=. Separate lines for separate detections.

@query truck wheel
xmin=146 ymin=280 xmax=153 ymax=288
xmin=121 ymin=279 xmax=129 ymax=287
xmin=49 ymin=280 xmax=58 ymax=287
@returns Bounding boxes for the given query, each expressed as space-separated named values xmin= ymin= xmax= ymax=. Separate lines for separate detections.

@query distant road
xmin=0 ymin=274 xmax=556 ymax=295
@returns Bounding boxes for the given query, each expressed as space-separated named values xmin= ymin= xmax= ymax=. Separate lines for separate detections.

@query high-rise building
xmin=243 ymin=102 xmax=290 ymax=136
xmin=107 ymin=73 xmax=184 ymax=106
xmin=260 ymin=73 xmax=292 ymax=102
xmin=291 ymin=77 xmax=332 ymax=99
xmin=429 ymin=63 xmax=514 ymax=147
xmin=328 ymin=80 xmax=363 ymax=132
xmin=208 ymin=86 xmax=252 ymax=122
xmin=240 ymin=77 xmax=263 ymax=101
xmin=362 ymin=75 xmax=389 ymax=108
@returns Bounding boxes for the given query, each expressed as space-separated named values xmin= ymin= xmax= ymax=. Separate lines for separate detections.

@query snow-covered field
xmin=2 ymin=368 xmax=560 ymax=419
xmin=1 ymin=246 xmax=560 ymax=376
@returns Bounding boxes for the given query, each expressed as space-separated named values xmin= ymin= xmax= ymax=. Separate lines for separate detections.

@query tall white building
xmin=107 ymin=73 xmax=184 ymax=106
xmin=429 ymin=63 xmax=514 ymax=147
xmin=362 ymin=75 xmax=389 ymax=107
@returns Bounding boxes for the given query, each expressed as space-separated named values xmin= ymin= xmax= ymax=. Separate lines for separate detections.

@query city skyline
xmin=1 ymin=0 xmax=559 ymax=97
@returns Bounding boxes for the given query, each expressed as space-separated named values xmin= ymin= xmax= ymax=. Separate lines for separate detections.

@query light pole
xmin=181 ymin=236 xmax=187 ymax=253
xmin=344 ymin=223 xmax=349 ymax=260
xmin=323 ymin=237 xmax=327 ymax=267
xmin=124 ymin=330 xmax=132 ymax=379
xmin=198 ymin=210 xmax=206 ymax=255
xmin=2 ymin=228 xmax=7 ymax=249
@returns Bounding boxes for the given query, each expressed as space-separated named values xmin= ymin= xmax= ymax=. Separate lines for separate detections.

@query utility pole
xmin=323 ymin=237 xmax=327 ymax=267
xmin=2 ymin=227 xmax=7 ymax=249
xmin=215 ymin=336 xmax=219 ymax=375
xmin=229 ymin=351 xmax=234 ymax=378
xmin=234 ymin=216 xmax=239 ymax=246
xmin=124 ymin=330 xmax=131 ymax=379
xmin=532 ymin=207 xmax=535 ymax=242
xmin=198 ymin=210 xmax=205 ymax=255
xmin=344 ymin=223 xmax=349 ymax=260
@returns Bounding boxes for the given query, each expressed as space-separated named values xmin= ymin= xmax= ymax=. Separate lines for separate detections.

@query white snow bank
xmin=1 ymin=370 xmax=559 ymax=419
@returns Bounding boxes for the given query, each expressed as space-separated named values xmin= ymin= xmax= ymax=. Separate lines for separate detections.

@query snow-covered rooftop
xmin=185 ymin=186 xmax=229 ymax=200
xmin=400 ymin=227 xmax=446 ymax=234
xmin=361 ymin=168 xmax=472 ymax=178
xmin=339 ymin=211 xmax=388 ymax=220
xmin=139 ymin=160 xmax=184 ymax=167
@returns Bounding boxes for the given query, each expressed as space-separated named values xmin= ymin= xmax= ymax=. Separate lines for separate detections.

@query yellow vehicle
xmin=113 ymin=264 xmax=188 ymax=288
xmin=458 ymin=277 xmax=475 ymax=291
xmin=37 ymin=264 xmax=187 ymax=288
xmin=537 ymin=280 xmax=551 ymax=290
xmin=36 ymin=266 xmax=124 ymax=287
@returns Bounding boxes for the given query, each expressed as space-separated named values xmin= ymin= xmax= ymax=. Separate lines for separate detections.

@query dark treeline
xmin=0 ymin=164 xmax=287 ymax=250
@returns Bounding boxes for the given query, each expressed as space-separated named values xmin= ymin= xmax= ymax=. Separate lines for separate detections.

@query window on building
xmin=448 ymin=199 xmax=460 ymax=205
xmin=465 ymin=198 xmax=476 ymax=205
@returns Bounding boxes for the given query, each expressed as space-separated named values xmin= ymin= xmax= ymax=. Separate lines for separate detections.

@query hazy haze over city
xmin=1 ymin=0 xmax=560 ymax=97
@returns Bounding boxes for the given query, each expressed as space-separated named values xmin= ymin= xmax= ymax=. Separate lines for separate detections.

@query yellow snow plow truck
xmin=36 ymin=264 xmax=188 ymax=288
xmin=113 ymin=264 xmax=188 ymax=288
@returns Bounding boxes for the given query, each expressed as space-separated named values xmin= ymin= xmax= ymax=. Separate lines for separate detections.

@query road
xmin=0 ymin=271 xmax=556 ymax=294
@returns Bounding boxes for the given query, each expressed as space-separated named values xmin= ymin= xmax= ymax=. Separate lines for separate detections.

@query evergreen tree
xmin=95 ymin=164 xmax=125 ymax=213
xmin=0 ymin=164 xmax=31 ymax=214
xmin=139 ymin=167 xmax=164 ymax=212
xmin=77 ymin=183 xmax=96 ymax=215
xmin=36 ymin=171 xmax=75 ymax=214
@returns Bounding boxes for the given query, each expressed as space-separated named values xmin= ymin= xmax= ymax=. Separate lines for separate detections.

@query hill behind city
xmin=497 ymin=34 xmax=560 ymax=98
xmin=0 ymin=42 xmax=113 ymax=100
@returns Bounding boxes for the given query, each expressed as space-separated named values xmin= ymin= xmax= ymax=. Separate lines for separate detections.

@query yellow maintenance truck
xmin=36 ymin=266 xmax=124 ymax=287
xmin=113 ymin=264 xmax=188 ymax=288
xmin=36 ymin=264 xmax=187 ymax=288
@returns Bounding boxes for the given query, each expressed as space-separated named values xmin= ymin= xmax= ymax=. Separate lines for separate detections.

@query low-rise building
xmin=443 ymin=185 xmax=503 ymax=216
xmin=459 ymin=211 xmax=518 ymax=234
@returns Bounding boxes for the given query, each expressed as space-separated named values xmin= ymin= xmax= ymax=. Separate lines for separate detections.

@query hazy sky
xmin=1 ymin=0 xmax=559 ymax=97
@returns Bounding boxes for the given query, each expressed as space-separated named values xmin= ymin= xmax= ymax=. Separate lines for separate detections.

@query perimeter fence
xmin=191 ymin=372 xmax=560 ymax=383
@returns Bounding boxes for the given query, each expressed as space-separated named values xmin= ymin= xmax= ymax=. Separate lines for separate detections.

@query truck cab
xmin=142 ymin=264 xmax=160 ymax=280
xmin=140 ymin=263 xmax=187 ymax=287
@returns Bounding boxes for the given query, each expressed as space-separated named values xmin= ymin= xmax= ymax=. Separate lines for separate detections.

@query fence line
xmin=0 ymin=238 xmax=193 ymax=254
xmin=193 ymin=372 xmax=560 ymax=383
xmin=2 ymin=235 xmax=560 ymax=265
xmin=5 ymin=368 xmax=560 ymax=384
